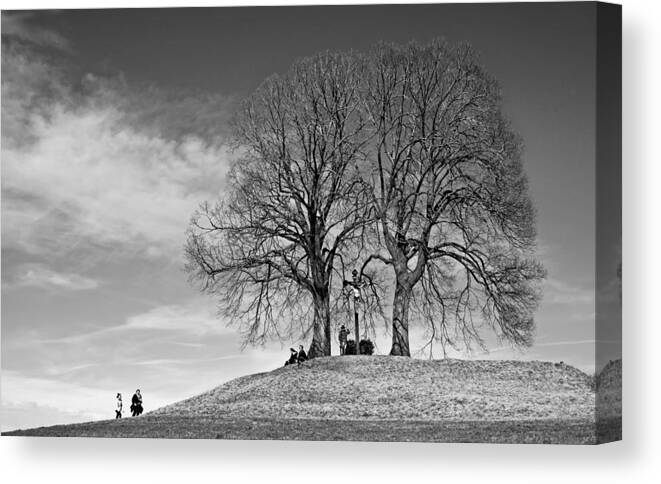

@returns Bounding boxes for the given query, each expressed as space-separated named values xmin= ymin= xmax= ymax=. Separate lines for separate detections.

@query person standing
xmin=338 ymin=325 xmax=350 ymax=355
xmin=115 ymin=393 xmax=123 ymax=419
xmin=131 ymin=389 xmax=143 ymax=416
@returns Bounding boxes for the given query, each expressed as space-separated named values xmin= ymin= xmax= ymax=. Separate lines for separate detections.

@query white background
xmin=0 ymin=0 xmax=658 ymax=482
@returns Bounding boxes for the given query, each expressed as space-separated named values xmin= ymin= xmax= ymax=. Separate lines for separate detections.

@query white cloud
xmin=1 ymin=41 xmax=233 ymax=261
xmin=1 ymin=371 xmax=109 ymax=431
xmin=2 ymin=105 xmax=231 ymax=258
xmin=1 ymin=400 xmax=100 ymax=433
xmin=12 ymin=263 xmax=99 ymax=291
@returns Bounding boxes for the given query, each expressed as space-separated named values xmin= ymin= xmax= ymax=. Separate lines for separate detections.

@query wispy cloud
xmin=9 ymin=263 xmax=99 ymax=291
xmin=1 ymin=12 xmax=71 ymax=52
xmin=533 ymin=339 xmax=619 ymax=347
xmin=124 ymin=354 xmax=245 ymax=367
xmin=40 ymin=299 xmax=234 ymax=345
xmin=123 ymin=302 xmax=233 ymax=336
xmin=43 ymin=362 xmax=103 ymax=377
xmin=543 ymin=277 xmax=594 ymax=305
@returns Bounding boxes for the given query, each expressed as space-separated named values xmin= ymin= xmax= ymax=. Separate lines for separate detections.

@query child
xmin=115 ymin=393 xmax=122 ymax=419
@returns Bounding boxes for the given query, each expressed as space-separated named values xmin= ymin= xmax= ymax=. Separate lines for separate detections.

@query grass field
xmin=3 ymin=415 xmax=622 ymax=444
xmin=3 ymin=356 xmax=622 ymax=444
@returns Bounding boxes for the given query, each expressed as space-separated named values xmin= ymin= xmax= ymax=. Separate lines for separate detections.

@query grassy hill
xmin=597 ymin=359 xmax=622 ymax=419
xmin=4 ymin=356 xmax=621 ymax=444
xmin=153 ymin=356 xmax=595 ymax=421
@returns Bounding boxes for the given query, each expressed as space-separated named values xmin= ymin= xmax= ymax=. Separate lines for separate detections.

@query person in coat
xmin=285 ymin=347 xmax=298 ymax=366
xmin=297 ymin=345 xmax=308 ymax=366
xmin=131 ymin=389 xmax=143 ymax=416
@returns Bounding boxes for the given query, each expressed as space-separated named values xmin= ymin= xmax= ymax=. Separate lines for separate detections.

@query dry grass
xmin=5 ymin=415 xmax=604 ymax=444
xmin=597 ymin=359 xmax=622 ymax=422
xmin=5 ymin=356 xmax=621 ymax=443
xmin=152 ymin=356 xmax=595 ymax=421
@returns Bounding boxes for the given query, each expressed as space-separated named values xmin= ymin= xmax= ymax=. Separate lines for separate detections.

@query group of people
xmin=284 ymin=325 xmax=352 ymax=366
xmin=284 ymin=345 xmax=308 ymax=366
xmin=115 ymin=389 xmax=143 ymax=419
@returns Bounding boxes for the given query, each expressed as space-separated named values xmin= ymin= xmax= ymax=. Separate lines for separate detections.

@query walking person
xmin=115 ymin=393 xmax=123 ymax=419
xmin=131 ymin=389 xmax=143 ymax=416
xmin=338 ymin=325 xmax=350 ymax=355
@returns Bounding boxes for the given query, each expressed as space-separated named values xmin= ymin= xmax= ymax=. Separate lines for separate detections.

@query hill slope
xmin=597 ymin=359 xmax=622 ymax=419
xmin=6 ymin=356 xmax=619 ymax=443
xmin=153 ymin=356 xmax=595 ymax=421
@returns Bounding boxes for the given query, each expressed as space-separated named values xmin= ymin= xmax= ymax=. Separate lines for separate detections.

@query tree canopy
xmin=185 ymin=51 xmax=373 ymax=357
xmin=359 ymin=40 xmax=545 ymax=356
xmin=185 ymin=39 xmax=545 ymax=359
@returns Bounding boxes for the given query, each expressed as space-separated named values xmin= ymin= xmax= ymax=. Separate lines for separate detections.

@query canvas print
xmin=1 ymin=2 xmax=621 ymax=444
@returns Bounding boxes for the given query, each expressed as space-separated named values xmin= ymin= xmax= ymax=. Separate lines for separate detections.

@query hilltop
xmin=153 ymin=356 xmax=594 ymax=421
xmin=4 ymin=356 xmax=620 ymax=443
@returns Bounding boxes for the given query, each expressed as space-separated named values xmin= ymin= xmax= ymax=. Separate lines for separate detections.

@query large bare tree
xmin=360 ymin=40 xmax=545 ymax=356
xmin=185 ymin=52 xmax=372 ymax=358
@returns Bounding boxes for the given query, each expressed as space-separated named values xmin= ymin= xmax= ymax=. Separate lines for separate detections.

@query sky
xmin=1 ymin=3 xmax=621 ymax=432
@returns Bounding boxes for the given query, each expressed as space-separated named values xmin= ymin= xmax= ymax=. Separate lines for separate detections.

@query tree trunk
xmin=389 ymin=280 xmax=412 ymax=356
xmin=308 ymin=290 xmax=331 ymax=358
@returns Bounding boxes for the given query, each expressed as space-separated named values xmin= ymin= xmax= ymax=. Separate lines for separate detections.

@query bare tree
xmin=360 ymin=40 xmax=546 ymax=356
xmin=185 ymin=52 xmax=372 ymax=358
xmin=186 ymin=40 xmax=544 ymax=360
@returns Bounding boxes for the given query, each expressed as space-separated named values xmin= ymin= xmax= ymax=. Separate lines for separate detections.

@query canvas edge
xmin=595 ymin=0 xmax=622 ymax=445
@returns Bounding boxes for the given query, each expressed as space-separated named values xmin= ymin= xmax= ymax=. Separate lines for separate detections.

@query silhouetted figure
xmin=297 ymin=345 xmax=308 ymax=366
xmin=115 ymin=393 xmax=122 ymax=419
xmin=284 ymin=347 xmax=298 ymax=366
xmin=338 ymin=325 xmax=350 ymax=355
xmin=131 ymin=389 xmax=143 ymax=416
